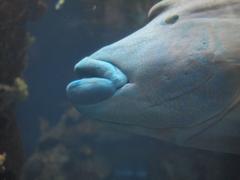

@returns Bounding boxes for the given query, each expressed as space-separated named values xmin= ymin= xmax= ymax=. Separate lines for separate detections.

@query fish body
xmin=67 ymin=0 xmax=240 ymax=154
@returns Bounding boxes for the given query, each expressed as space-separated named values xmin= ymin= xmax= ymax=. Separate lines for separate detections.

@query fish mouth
xmin=66 ymin=57 xmax=128 ymax=105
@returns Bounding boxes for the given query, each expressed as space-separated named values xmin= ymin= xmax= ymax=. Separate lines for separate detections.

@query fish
xmin=66 ymin=0 xmax=240 ymax=154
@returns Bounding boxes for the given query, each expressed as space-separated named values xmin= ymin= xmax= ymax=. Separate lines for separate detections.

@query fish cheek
xmin=136 ymin=53 xmax=215 ymax=107
xmin=154 ymin=63 xmax=239 ymax=128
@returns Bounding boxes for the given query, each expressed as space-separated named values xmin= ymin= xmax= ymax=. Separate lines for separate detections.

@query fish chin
xmin=72 ymin=83 xmax=146 ymax=122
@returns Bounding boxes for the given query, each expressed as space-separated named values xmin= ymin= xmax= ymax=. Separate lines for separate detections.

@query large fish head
xmin=66 ymin=1 xmax=240 ymax=143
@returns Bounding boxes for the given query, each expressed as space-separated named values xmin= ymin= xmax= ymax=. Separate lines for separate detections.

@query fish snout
xmin=66 ymin=57 xmax=128 ymax=105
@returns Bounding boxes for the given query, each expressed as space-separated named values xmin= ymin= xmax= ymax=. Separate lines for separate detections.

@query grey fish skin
xmin=67 ymin=0 xmax=240 ymax=154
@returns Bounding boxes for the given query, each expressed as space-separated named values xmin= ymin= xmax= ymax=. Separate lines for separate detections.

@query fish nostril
xmin=74 ymin=57 xmax=128 ymax=89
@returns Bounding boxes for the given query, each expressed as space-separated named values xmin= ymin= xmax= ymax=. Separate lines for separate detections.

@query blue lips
xmin=66 ymin=57 xmax=128 ymax=105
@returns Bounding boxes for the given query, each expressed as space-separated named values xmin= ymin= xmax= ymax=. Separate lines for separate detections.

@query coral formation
xmin=0 ymin=152 xmax=6 ymax=171
xmin=14 ymin=77 xmax=29 ymax=101
xmin=55 ymin=0 xmax=66 ymax=10
xmin=0 ymin=0 xmax=47 ymax=179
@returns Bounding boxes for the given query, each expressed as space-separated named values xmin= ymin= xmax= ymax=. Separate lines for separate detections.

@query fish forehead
xmin=149 ymin=0 xmax=240 ymax=20
xmin=91 ymin=16 xmax=240 ymax=62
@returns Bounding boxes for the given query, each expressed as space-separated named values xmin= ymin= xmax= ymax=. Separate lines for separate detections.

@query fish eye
xmin=164 ymin=14 xmax=179 ymax=25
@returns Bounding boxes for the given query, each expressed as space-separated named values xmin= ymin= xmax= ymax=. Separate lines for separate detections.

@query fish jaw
xmin=66 ymin=57 xmax=128 ymax=105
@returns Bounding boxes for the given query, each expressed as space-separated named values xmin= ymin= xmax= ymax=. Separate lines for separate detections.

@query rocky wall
xmin=0 ymin=0 xmax=47 ymax=179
